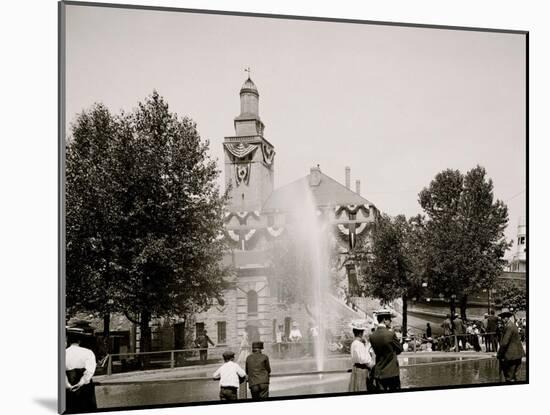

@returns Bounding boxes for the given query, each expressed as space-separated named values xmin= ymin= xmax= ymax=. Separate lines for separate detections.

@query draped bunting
xmin=261 ymin=143 xmax=275 ymax=166
xmin=224 ymin=210 xmax=261 ymax=225
xmin=225 ymin=143 xmax=258 ymax=159
xmin=222 ymin=228 xmax=263 ymax=250
xmin=355 ymin=222 xmax=367 ymax=235
xmin=236 ymin=164 xmax=250 ymax=185
xmin=266 ymin=226 xmax=285 ymax=238
xmin=243 ymin=229 xmax=256 ymax=241
xmin=227 ymin=229 xmax=240 ymax=242
xmin=336 ymin=221 xmax=370 ymax=250
xmin=334 ymin=204 xmax=370 ymax=219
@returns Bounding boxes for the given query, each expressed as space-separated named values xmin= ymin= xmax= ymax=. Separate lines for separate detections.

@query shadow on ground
xmin=34 ymin=398 xmax=57 ymax=413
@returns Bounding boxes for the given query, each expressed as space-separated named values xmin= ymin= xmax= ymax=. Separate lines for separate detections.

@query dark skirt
xmin=66 ymin=369 xmax=97 ymax=413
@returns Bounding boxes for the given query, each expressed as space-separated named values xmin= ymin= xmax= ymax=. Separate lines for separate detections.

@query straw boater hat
xmin=66 ymin=326 xmax=91 ymax=344
xmin=498 ymin=307 xmax=514 ymax=318
xmin=374 ymin=309 xmax=396 ymax=319
xmin=349 ymin=319 xmax=369 ymax=331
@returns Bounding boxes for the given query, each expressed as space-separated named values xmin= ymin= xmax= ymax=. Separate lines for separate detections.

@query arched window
xmin=247 ymin=290 xmax=258 ymax=314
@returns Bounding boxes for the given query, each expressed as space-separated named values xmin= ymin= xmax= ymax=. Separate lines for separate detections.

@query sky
xmin=64 ymin=4 xmax=526 ymax=258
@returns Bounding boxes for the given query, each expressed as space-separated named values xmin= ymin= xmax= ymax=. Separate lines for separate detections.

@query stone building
xmin=192 ymin=76 xmax=379 ymax=350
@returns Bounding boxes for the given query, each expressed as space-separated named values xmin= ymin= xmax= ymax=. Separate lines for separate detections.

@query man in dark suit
xmin=452 ymin=314 xmax=466 ymax=351
xmin=194 ymin=329 xmax=215 ymax=364
xmin=485 ymin=310 xmax=499 ymax=352
xmin=497 ymin=308 xmax=525 ymax=383
xmin=369 ymin=310 xmax=403 ymax=391
xmin=440 ymin=314 xmax=453 ymax=351
xmin=245 ymin=341 xmax=271 ymax=399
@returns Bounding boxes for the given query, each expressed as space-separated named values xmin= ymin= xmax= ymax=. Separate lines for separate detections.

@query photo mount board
xmin=59 ymin=1 xmax=528 ymax=413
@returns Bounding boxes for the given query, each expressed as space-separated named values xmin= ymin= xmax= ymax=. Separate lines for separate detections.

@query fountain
xmin=279 ymin=180 xmax=332 ymax=372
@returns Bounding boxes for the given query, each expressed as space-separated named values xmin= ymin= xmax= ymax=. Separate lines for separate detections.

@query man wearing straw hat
xmin=496 ymin=308 xmax=525 ymax=383
xmin=348 ymin=320 xmax=374 ymax=392
xmin=369 ymin=309 xmax=403 ymax=391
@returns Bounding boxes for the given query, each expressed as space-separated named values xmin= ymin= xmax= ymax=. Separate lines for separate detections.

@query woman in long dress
xmin=237 ymin=331 xmax=250 ymax=365
xmin=65 ymin=330 xmax=97 ymax=412
xmin=348 ymin=321 xmax=374 ymax=392
xmin=237 ymin=331 xmax=250 ymax=399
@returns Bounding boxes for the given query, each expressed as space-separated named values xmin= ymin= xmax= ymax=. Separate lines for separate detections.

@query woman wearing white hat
xmin=348 ymin=320 xmax=374 ymax=392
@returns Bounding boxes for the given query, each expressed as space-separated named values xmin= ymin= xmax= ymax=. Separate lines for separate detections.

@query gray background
xmin=65 ymin=5 xmax=526 ymax=257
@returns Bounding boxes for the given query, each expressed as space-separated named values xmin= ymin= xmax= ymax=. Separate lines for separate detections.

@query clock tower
xmin=223 ymin=75 xmax=275 ymax=212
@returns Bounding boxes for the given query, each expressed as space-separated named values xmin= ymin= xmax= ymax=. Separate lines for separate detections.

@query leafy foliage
xmin=66 ymin=92 xmax=229 ymax=349
xmin=418 ymin=166 xmax=511 ymax=317
xmin=359 ymin=215 xmax=419 ymax=302
xmin=358 ymin=214 xmax=425 ymax=333
xmin=495 ymin=279 xmax=526 ymax=311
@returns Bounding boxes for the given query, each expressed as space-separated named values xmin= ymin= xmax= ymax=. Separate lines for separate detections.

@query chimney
xmin=345 ymin=166 xmax=350 ymax=189
xmin=355 ymin=180 xmax=361 ymax=195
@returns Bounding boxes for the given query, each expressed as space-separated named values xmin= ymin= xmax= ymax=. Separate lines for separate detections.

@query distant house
xmin=508 ymin=217 xmax=526 ymax=272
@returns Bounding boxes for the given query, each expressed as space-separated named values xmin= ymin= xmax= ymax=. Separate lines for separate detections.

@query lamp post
xmin=483 ymin=288 xmax=490 ymax=314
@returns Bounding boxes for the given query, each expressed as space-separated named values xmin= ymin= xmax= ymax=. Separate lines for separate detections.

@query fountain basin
xmin=95 ymin=354 xmax=525 ymax=409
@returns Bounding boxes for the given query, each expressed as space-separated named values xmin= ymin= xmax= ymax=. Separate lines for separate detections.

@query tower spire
xmin=245 ymin=66 xmax=251 ymax=79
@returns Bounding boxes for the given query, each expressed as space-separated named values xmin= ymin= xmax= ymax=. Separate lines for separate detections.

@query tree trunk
xmin=401 ymin=294 xmax=408 ymax=342
xmin=140 ymin=310 xmax=152 ymax=353
xmin=460 ymin=294 xmax=468 ymax=321
xmin=139 ymin=310 xmax=152 ymax=369
xmin=103 ymin=313 xmax=110 ymax=338
xmin=449 ymin=296 xmax=456 ymax=316
xmin=102 ymin=313 xmax=111 ymax=357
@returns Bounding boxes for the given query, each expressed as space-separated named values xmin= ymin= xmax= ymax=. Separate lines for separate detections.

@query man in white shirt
xmin=65 ymin=330 xmax=97 ymax=412
xmin=213 ymin=351 xmax=247 ymax=400
xmin=289 ymin=322 xmax=303 ymax=341
xmin=275 ymin=325 xmax=285 ymax=358
xmin=289 ymin=322 xmax=303 ymax=357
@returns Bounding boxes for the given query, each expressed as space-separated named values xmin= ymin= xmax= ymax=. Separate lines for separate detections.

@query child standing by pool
xmin=212 ymin=351 xmax=247 ymax=401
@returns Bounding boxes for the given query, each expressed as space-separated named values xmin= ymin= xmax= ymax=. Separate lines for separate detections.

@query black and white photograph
xmin=58 ymin=1 xmax=527 ymax=413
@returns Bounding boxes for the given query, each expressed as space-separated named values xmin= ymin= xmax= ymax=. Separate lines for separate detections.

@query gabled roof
xmin=263 ymin=170 xmax=375 ymax=212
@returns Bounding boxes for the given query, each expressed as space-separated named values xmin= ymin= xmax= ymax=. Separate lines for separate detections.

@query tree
xmin=495 ymin=279 xmax=526 ymax=311
xmin=419 ymin=166 xmax=510 ymax=319
xmin=65 ymin=104 xmax=119 ymax=337
xmin=66 ymin=92 xmax=229 ymax=352
xmin=358 ymin=214 xmax=425 ymax=337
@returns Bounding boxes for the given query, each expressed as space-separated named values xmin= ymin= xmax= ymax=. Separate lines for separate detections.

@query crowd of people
xmin=64 ymin=308 xmax=526 ymax=410
xmin=401 ymin=310 xmax=527 ymax=354
xmin=212 ymin=309 xmax=406 ymax=401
